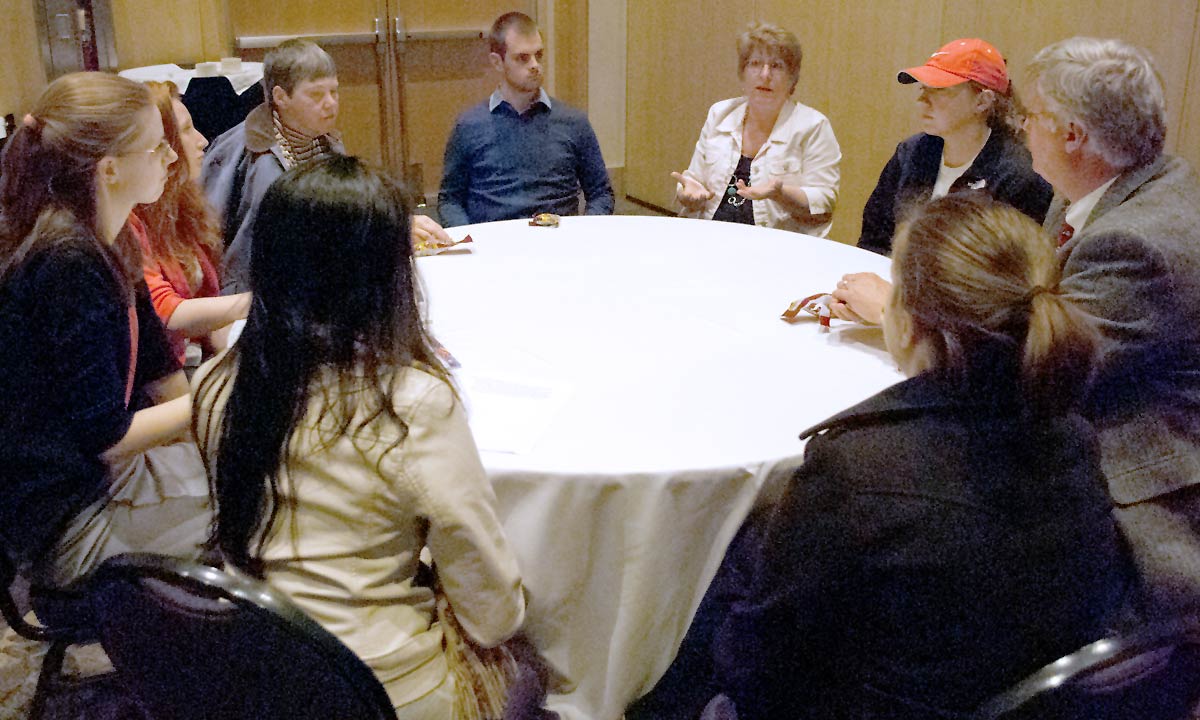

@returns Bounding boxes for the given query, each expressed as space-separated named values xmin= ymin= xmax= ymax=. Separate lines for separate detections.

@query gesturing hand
xmin=734 ymin=178 xmax=780 ymax=201
xmin=671 ymin=172 xmax=713 ymax=208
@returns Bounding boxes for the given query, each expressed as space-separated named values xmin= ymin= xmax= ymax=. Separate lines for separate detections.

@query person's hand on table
xmin=830 ymin=272 xmax=891 ymax=325
xmin=412 ymin=214 xmax=453 ymax=254
xmin=671 ymin=171 xmax=713 ymax=209
xmin=734 ymin=178 xmax=781 ymax=201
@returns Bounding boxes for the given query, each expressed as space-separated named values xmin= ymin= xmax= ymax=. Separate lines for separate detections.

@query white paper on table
xmin=456 ymin=371 xmax=574 ymax=455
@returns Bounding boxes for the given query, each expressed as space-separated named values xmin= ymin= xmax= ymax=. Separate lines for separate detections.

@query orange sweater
xmin=131 ymin=212 xmax=221 ymax=363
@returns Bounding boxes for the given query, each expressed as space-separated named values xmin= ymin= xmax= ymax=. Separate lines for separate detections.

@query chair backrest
xmin=973 ymin=614 xmax=1200 ymax=720
xmin=90 ymin=553 xmax=398 ymax=720
xmin=0 ymin=550 xmax=39 ymax=639
xmin=0 ymin=550 xmax=92 ymax=644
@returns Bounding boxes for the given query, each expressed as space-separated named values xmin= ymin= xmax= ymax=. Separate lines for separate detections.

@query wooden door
xmin=227 ymin=0 xmax=394 ymax=171
xmin=387 ymin=1 xmax=537 ymax=199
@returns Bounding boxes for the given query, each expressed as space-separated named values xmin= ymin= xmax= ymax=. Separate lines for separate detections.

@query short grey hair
xmin=263 ymin=39 xmax=337 ymax=102
xmin=1025 ymin=37 xmax=1166 ymax=169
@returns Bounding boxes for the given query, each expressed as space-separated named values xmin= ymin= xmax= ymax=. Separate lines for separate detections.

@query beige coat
xmin=193 ymin=357 xmax=526 ymax=707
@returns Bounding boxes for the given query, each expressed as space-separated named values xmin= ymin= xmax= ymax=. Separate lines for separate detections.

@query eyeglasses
xmin=121 ymin=138 xmax=174 ymax=160
xmin=1020 ymin=109 xmax=1057 ymax=128
xmin=746 ymin=58 xmax=787 ymax=74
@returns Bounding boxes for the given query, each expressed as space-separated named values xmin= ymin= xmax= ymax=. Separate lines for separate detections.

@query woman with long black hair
xmin=192 ymin=155 xmax=527 ymax=718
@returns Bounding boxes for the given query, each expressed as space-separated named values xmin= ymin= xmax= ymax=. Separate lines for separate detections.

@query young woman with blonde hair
xmin=711 ymin=194 xmax=1127 ymax=719
xmin=135 ymin=81 xmax=250 ymax=363
xmin=0 ymin=72 xmax=210 ymax=584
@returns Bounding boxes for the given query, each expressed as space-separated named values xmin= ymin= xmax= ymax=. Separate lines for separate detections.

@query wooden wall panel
xmin=198 ymin=0 xmax=233 ymax=60
xmin=0 ymin=0 xmax=47 ymax=119
xmin=400 ymin=38 xmax=497 ymax=196
xmin=627 ymin=0 xmax=1200 ymax=244
xmin=553 ymin=0 xmax=588 ymax=110
xmin=112 ymin=0 xmax=209 ymax=67
xmin=625 ymin=0 xmax=741 ymax=211
xmin=770 ymin=1 xmax=944 ymax=244
xmin=1179 ymin=4 xmax=1200 ymax=171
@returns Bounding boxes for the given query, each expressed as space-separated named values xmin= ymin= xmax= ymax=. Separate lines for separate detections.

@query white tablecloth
xmin=418 ymin=216 xmax=901 ymax=720
xmin=118 ymin=62 xmax=264 ymax=96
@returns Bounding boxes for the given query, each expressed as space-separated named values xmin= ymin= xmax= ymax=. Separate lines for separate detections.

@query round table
xmin=417 ymin=215 xmax=902 ymax=720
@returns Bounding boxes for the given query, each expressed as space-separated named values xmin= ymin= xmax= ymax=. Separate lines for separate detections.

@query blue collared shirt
xmin=437 ymin=88 xmax=614 ymax=226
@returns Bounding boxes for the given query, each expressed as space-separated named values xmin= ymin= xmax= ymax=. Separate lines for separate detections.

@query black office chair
xmin=973 ymin=614 xmax=1200 ymax=720
xmin=89 ymin=553 xmax=398 ymax=720
xmin=0 ymin=551 xmax=112 ymax=720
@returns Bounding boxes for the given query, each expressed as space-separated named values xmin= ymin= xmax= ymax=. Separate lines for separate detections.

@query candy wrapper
xmin=529 ymin=213 xmax=561 ymax=227
xmin=429 ymin=337 xmax=461 ymax=369
xmin=415 ymin=234 xmax=473 ymax=257
xmin=781 ymin=292 xmax=833 ymax=331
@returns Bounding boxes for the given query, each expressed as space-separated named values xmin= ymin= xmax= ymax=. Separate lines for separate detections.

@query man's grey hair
xmin=263 ymin=39 xmax=337 ymax=102
xmin=1025 ymin=37 xmax=1166 ymax=170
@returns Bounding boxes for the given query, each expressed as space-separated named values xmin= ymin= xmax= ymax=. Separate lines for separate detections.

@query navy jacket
xmin=858 ymin=130 xmax=1052 ymax=255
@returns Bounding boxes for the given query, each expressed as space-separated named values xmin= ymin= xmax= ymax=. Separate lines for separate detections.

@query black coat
xmin=714 ymin=370 xmax=1128 ymax=720
xmin=857 ymin=130 xmax=1053 ymax=255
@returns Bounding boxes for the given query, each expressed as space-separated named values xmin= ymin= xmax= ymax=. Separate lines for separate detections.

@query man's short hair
xmin=1025 ymin=37 xmax=1166 ymax=170
xmin=489 ymin=12 xmax=539 ymax=57
xmin=263 ymin=39 xmax=337 ymax=101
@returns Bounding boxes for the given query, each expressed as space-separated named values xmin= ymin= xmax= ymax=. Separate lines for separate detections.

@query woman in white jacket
xmin=672 ymin=22 xmax=841 ymax=236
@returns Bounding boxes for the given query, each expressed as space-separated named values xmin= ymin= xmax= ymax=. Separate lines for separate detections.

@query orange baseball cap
xmin=897 ymin=38 xmax=1009 ymax=93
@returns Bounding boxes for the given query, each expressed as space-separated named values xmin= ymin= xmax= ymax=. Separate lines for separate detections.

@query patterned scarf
xmin=272 ymin=110 xmax=332 ymax=169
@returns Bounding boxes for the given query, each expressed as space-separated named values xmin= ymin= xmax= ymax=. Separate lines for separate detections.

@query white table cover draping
xmin=418 ymin=216 xmax=901 ymax=720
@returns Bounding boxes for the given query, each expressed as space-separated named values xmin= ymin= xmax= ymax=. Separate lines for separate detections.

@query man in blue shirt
xmin=437 ymin=12 xmax=614 ymax=227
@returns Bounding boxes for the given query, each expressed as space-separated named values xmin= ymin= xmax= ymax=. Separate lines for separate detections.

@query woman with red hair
xmin=135 ymin=81 xmax=250 ymax=363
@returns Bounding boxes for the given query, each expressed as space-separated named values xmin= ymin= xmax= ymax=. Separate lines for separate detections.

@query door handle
xmin=395 ymin=16 xmax=405 ymax=44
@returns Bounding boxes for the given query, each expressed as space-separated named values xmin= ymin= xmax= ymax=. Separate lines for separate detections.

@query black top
xmin=0 ymin=216 xmax=179 ymax=565
xmin=858 ymin=129 xmax=1053 ymax=255
xmin=711 ymin=155 xmax=754 ymax=225
xmin=714 ymin=369 xmax=1128 ymax=719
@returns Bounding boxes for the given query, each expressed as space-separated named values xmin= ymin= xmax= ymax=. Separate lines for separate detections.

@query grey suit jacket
xmin=1048 ymin=155 xmax=1200 ymax=505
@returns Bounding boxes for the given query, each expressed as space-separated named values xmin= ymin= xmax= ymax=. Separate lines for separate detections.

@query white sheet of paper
xmin=457 ymin=372 xmax=574 ymax=455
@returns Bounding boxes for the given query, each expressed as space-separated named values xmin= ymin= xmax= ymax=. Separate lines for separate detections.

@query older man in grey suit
xmin=1019 ymin=38 xmax=1200 ymax=615
xmin=833 ymin=37 xmax=1200 ymax=616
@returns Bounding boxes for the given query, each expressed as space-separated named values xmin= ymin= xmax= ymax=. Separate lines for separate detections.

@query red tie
xmin=1056 ymin=222 xmax=1075 ymax=247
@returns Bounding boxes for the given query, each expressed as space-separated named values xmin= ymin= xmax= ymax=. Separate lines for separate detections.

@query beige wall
xmin=626 ymin=0 xmax=1200 ymax=244
xmin=0 ymin=0 xmax=48 ymax=125
xmin=111 ymin=0 xmax=229 ymax=68
xmin=588 ymin=0 xmax=626 ymax=168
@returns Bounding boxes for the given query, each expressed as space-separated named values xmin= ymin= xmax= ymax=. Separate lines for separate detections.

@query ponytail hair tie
xmin=21 ymin=113 xmax=43 ymax=138
xmin=1023 ymin=284 xmax=1057 ymax=304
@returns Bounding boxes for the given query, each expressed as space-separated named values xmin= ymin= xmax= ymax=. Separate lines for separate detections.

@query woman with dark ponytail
xmin=0 ymin=72 xmax=211 ymax=584
xmin=709 ymin=194 xmax=1129 ymax=719
xmin=192 ymin=155 xmax=528 ymax=717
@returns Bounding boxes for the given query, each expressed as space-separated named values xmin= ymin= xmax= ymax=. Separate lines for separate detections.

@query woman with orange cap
xmin=857 ymin=38 xmax=1051 ymax=256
